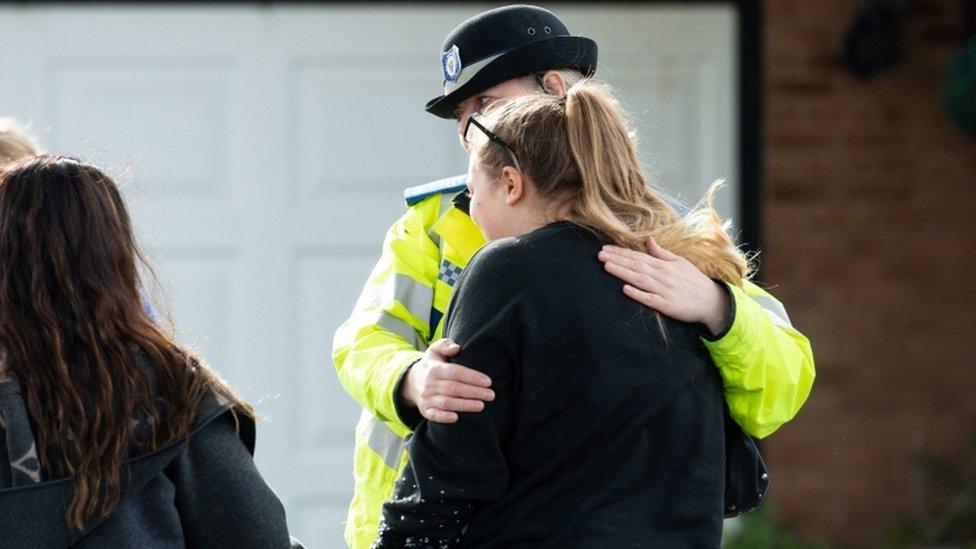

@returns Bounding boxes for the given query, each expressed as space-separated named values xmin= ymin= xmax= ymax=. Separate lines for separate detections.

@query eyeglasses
xmin=461 ymin=114 xmax=522 ymax=172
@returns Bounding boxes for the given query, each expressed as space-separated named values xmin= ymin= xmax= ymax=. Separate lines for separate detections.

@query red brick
xmin=762 ymin=0 xmax=976 ymax=543
xmin=768 ymin=78 xmax=835 ymax=98
xmin=768 ymin=133 xmax=834 ymax=149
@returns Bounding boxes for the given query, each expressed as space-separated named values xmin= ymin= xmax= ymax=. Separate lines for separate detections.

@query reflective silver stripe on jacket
xmin=375 ymin=310 xmax=427 ymax=351
xmin=365 ymin=415 xmax=406 ymax=469
xmin=750 ymin=295 xmax=792 ymax=328
xmin=393 ymin=273 xmax=433 ymax=322
xmin=428 ymin=229 xmax=441 ymax=250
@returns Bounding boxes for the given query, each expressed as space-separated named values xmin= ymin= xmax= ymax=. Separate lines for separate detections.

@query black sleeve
xmin=167 ymin=411 xmax=293 ymax=549
xmin=374 ymin=240 xmax=523 ymax=548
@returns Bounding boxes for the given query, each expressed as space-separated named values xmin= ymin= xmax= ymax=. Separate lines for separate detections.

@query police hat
xmin=425 ymin=4 xmax=598 ymax=119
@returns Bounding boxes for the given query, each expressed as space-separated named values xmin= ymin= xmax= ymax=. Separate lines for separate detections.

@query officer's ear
xmin=539 ymin=70 xmax=568 ymax=97
xmin=499 ymin=166 xmax=525 ymax=206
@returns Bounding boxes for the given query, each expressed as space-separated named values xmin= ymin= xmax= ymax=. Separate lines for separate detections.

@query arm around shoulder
xmin=702 ymin=280 xmax=815 ymax=439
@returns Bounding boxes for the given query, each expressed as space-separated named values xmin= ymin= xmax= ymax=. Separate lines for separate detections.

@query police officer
xmin=333 ymin=6 xmax=815 ymax=548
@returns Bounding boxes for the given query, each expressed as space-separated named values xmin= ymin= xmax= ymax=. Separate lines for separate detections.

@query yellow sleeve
xmin=332 ymin=197 xmax=442 ymax=428
xmin=702 ymin=280 xmax=816 ymax=439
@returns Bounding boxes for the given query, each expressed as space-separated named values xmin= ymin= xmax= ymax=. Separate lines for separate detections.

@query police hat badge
xmin=442 ymin=44 xmax=462 ymax=83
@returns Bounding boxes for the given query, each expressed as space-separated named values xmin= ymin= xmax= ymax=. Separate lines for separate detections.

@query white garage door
xmin=0 ymin=4 xmax=736 ymax=546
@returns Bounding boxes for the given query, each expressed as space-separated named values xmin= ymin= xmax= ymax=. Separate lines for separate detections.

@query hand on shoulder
xmin=401 ymin=339 xmax=495 ymax=424
xmin=598 ymin=236 xmax=732 ymax=335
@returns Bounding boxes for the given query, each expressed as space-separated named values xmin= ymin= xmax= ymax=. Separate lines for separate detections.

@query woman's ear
xmin=500 ymin=166 xmax=525 ymax=206
xmin=540 ymin=70 xmax=568 ymax=97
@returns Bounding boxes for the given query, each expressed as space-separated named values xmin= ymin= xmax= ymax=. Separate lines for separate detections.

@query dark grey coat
xmin=0 ymin=374 xmax=296 ymax=548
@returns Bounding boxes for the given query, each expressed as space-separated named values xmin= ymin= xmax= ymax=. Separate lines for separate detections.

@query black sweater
xmin=376 ymin=221 xmax=726 ymax=548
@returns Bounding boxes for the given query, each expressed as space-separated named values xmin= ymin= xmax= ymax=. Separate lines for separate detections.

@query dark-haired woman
xmin=0 ymin=155 xmax=296 ymax=547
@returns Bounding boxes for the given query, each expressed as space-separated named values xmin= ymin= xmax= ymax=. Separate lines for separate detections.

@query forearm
xmin=375 ymin=402 xmax=510 ymax=547
xmin=333 ymin=313 xmax=426 ymax=427
xmin=703 ymin=281 xmax=816 ymax=438
xmin=376 ymin=246 xmax=519 ymax=547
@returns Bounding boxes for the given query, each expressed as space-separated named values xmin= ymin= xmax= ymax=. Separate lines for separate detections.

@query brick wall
xmin=762 ymin=0 xmax=976 ymax=545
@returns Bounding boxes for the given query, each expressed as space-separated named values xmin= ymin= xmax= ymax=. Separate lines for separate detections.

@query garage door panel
xmin=48 ymin=62 xmax=236 ymax=199
xmin=294 ymin=190 xmax=415 ymax=249
xmin=290 ymin=62 xmax=465 ymax=197
xmin=291 ymin=252 xmax=374 ymax=456
xmin=611 ymin=62 xmax=705 ymax=202
xmin=153 ymin=253 xmax=247 ymax=392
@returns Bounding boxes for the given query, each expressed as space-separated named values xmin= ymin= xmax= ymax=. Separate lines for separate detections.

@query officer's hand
xmin=402 ymin=338 xmax=495 ymax=424
xmin=598 ymin=237 xmax=732 ymax=336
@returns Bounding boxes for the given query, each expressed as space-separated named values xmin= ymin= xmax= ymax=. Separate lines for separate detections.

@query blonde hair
xmin=479 ymin=80 xmax=750 ymax=287
xmin=0 ymin=119 xmax=41 ymax=166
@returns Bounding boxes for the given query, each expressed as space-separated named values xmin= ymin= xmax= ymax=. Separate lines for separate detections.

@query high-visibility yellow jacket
xmin=332 ymin=176 xmax=815 ymax=549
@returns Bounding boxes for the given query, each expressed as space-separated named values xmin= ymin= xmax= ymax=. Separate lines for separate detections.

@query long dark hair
xmin=0 ymin=155 xmax=254 ymax=529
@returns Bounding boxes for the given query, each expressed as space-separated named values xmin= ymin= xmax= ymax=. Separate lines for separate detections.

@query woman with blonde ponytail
xmin=374 ymin=80 xmax=742 ymax=548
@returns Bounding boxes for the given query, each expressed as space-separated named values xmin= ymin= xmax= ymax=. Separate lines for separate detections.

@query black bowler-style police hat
xmin=425 ymin=4 xmax=598 ymax=119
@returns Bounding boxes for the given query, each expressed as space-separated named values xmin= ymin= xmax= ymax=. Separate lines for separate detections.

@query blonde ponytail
xmin=563 ymin=82 xmax=679 ymax=250
xmin=481 ymin=80 xmax=751 ymax=286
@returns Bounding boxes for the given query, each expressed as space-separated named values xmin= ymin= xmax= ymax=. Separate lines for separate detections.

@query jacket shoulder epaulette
xmin=404 ymin=175 xmax=467 ymax=207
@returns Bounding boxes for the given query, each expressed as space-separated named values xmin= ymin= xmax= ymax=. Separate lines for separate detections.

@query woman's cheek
xmin=469 ymin=199 xmax=484 ymax=231
xmin=470 ymin=201 xmax=495 ymax=240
